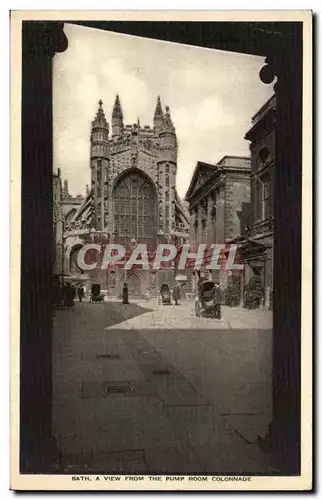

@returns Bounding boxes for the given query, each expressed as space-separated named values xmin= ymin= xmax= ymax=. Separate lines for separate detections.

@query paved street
xmin=53 ymin=300 xmax=276 ymax=474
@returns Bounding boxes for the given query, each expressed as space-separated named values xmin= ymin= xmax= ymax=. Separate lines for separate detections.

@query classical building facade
xmin=64 ymin=96 xmax=189 ymax=296
xmin=185 ymin=156 xmax=251 ymax=287
xmin=231 ymin=95 xmax=275 ymax=309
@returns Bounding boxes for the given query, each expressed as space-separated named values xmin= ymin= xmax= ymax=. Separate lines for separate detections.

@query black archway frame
xmin=20 ymin=20 xmax=303 ymax=475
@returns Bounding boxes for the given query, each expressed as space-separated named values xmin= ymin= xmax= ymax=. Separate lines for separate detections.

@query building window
xmin=97 ymin=160 xmax=102 ymax=183
xmin=250 ymin=178 xmax=256 ymax=224
xmin=262 ymin=180 xmax=270 ymax=220
xmin=165 ymin=174 xmax=169 ymax=187
xmin=260 ymin=170 xmax=271 ymax=220
xmin=165 ymin=203 xmax=170 ymax=220
xmin=113 ymin=171 xmax=157 ymax=245
xmin=258 ymin=147 xmax=271 ymax=169
xmin=256 ymin=180 xmax=262 ymax=221
xmin=165 ymin=164 xmax=170 ymax=174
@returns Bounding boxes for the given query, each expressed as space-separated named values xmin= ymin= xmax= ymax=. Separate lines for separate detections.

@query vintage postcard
xmin=10 ymin=10 xmax=312 ymax=491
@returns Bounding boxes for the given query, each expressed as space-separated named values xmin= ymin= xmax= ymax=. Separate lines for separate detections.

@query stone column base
xmin=20 ymin=433 xmax=61 ymax=474
xmin=258 ymin=416 xmax=300 ymax=474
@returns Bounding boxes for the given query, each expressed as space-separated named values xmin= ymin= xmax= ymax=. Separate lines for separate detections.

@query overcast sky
xmin=53 ymin=23 xmax=274 ymax=199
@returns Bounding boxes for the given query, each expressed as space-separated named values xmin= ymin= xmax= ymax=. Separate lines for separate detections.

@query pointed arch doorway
xmin=119 ymin=273 xmax=142 ymax=298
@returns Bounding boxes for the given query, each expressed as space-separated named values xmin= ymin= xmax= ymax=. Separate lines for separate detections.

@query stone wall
xmin=224 ymin=175 xmax=251 ymax=241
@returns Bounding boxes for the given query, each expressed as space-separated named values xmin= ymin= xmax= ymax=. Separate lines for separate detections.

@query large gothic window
xmin=113 ymin=171 xmax=157 ymax=247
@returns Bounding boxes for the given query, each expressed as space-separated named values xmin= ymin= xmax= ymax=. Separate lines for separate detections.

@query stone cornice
xmin=189 ymin=176 xmax=225 ymax=210
xmin=246 ymin=112 xmax=276 ymax=144
xmin=187 ymin=163 xmax=251 ymax=208
xmin=250 ymin=159 xmax=275 ymax=178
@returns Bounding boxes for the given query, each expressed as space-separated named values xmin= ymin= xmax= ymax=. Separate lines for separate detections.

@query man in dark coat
xmin=63 ymin=283 xmax=74 ymax=307
xmin=77 ymin=285 xmax=85 ymax=303
xmin=213 ymin=283 xmax=222 ymax=319
xmin=173 ymin=282 xmax=181 ymax=306
xmin=122 ymin=282 xmax=129 ymax=304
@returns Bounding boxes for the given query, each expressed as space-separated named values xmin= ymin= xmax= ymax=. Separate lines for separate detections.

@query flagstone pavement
xmin=53 ymin=299 xmax=277 ymax=475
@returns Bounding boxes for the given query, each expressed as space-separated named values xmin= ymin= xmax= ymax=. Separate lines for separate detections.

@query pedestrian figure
xmin=122 ymin=282 xmax=129 ymax=304
xmin=213 ymin=283 xmax=222 ymax=319
xmin=57 ymin=285 xmax=63 ymax=308
xmin=63 ymin=283 xmax=74 ymax=307
xmin=160 ymin=283 xmax=171 ymax=305
xmin=77 ymin=285 xmax=85 ymax=303
xmin=173 ymin=282 xmax=181 ymax=306
xmin=52 ymin=279 xmax=62 ymax=308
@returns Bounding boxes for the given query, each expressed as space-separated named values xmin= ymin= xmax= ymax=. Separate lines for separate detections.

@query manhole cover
xmin=81 ymin=381 xmax=133 ymax=398
xmin=152 ymin=369 xmax=171 ymax=376
xmin=96 ymin=354 xmax=120 ymax=360
xmin=103 ymin=382 xmax=134 ymax=395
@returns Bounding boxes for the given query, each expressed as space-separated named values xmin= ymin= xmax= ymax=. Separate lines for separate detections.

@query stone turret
xmin=112 ymin=95 xmax=124 ymax=138
xmin=158 ymin=105 xmax=177 ymax=164
xmin=153 ymin=95 xmax=164 ymax=134
xmin=90 ymin=99 xmax=109 ymax=159
xmin=156 ymin=102 xmax=178 ymax=236
xmin=63 ymin=179 xmax=69 ymax=198
xmin=90 ymin=100 xmax=110 ymax=231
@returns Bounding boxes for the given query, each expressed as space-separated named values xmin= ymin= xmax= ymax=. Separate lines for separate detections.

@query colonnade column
xmin=206 ymin=194 xmax=213 ymax=246
xmin=189 ymin=209 xmax=197 ymax=251
xmin=258 ymin=27 xmax=302 ymax=474
xmin=197 ymin=205 xmax=203 ymax=246
xmin=20 ymin=21 xmax=68 ymax=473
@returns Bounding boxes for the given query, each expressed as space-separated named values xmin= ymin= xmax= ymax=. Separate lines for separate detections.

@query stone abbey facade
xmin=61 ymin=179 xmax=86 ymax=224
xmin=63 ymin=96 xmax=189 ymax=297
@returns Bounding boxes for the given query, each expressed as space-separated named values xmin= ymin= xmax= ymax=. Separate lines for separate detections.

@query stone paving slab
xmin=164 ymin=406 xmax=244 ymax=448
xmin=62 ymin=450 xmax=148 ymax=474
xmin=152 ymin=379 xmax=210 ymax=407
xmin=224 ymin=412 xmax=273 ymax=443
xmin=191 ymin=441 xmax=277 ymax=475
xmin=104 ymin=301 xmax=272 ymax=331
xmin=145 ymin=445 xmax=205 ymax=474
xmin=138 ymin=328 xmax=272 ymax=416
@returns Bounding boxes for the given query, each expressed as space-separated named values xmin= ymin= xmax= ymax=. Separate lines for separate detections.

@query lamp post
xmin=171 ymin=231 xmax=178 ymax=280
xmin=124 ymin=236 xmax=136 ymax=281
xmin=52 ymin=209 xmax=65 ymax=308
xmin=123 ymin=229 xmax=129 ymax=282
xmin=54 ymin=213 xmax=66 ymax=290
xmin=89 ymin=226 xmax=110 ymax=290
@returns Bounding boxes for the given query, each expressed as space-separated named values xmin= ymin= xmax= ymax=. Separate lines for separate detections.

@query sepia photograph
xmin=10 ymin=11 xmax=312 ymax=491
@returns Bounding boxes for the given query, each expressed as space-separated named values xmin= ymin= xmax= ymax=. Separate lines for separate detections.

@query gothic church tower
xmin=88 ymin=95 xmax=187 ymax=244
xmin=90 ymin=99 xmax=109 ymax=231
xmin=69 ymin=95 xmax=189 ymax=296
